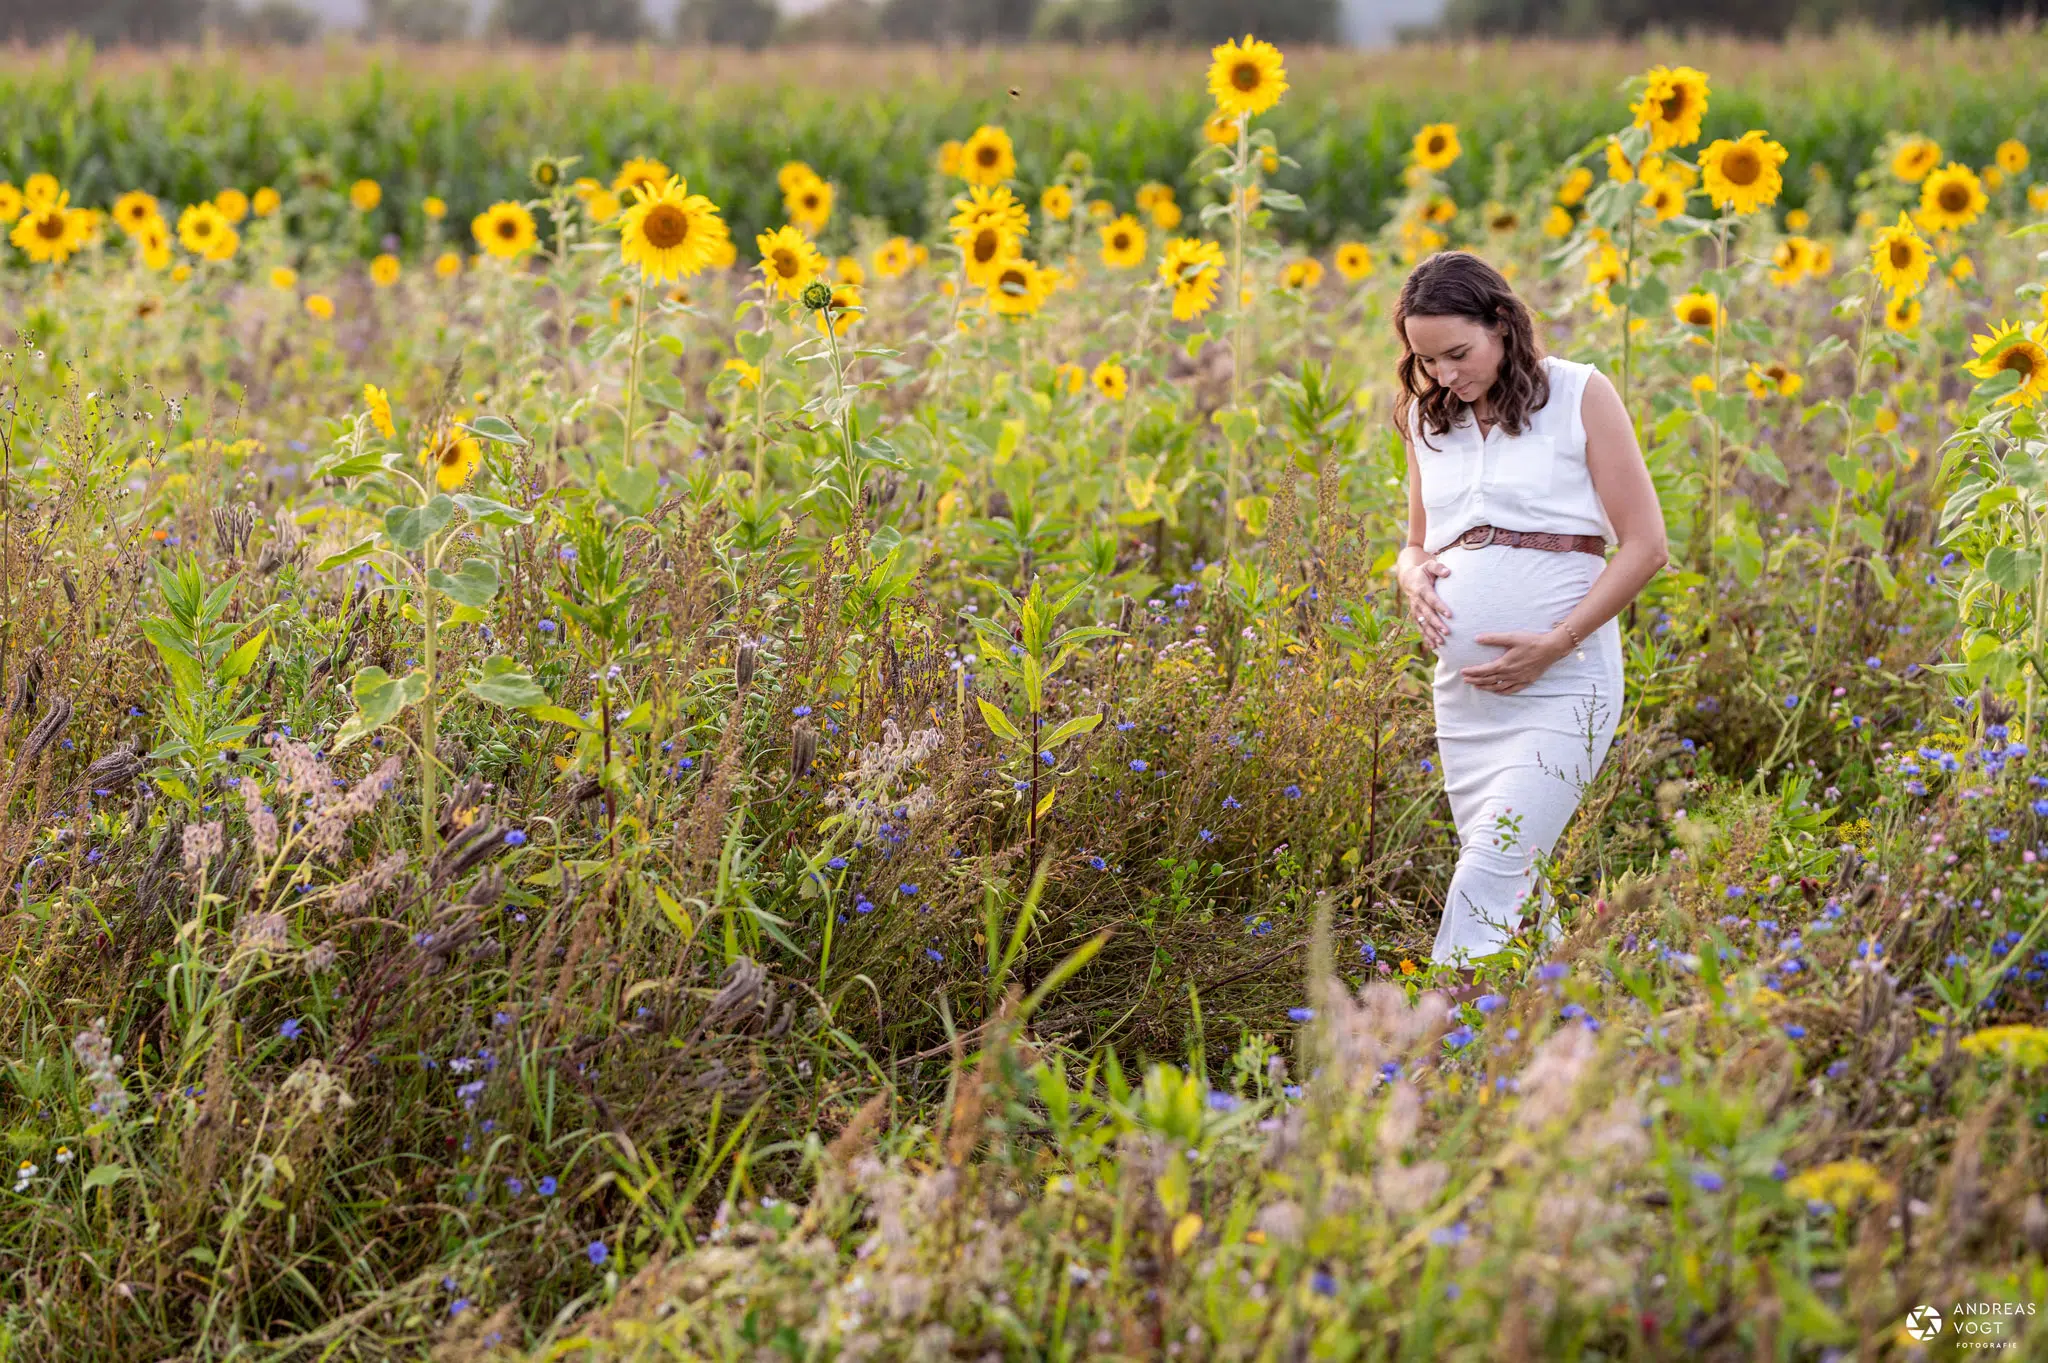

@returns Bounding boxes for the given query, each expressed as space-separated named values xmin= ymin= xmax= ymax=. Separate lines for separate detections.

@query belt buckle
xmin=1467 ymin=524 xmax=1496 ymax=548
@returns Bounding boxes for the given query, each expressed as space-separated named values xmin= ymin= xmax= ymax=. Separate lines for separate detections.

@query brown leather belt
xmin=1448 ymin=523 xmax=1607 ymax=557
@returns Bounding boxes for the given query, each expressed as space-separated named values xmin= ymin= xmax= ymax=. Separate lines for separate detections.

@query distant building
xmin=1338 ymin=0 xmax=1446 ymax=44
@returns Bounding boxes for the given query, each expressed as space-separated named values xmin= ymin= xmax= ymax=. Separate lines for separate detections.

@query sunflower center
xmin=1112 ymin=232 xmax=1129 ymax=250
xmin=1721 ymin=148 xmax=1761 ymax=187
xmin=1426 ymin=135 xmax=1446 ymax=155
xmin=771 ymin=248 xmax=798 ymax=278
xmin=192 ymin=219 xmax=212 ymax=237
xmin=976 ymin=145 xmax=998 ymax=167
xmin=1688 ymin=305 xmax=1711 ymax=324
xmin=2001 ymin=348 xmax=2040 ymax=380
xmin=1938 ymin=183 xmax=1970 ymax=213
xmin=642 ymin=203 xmax=689 ymax=251
xmin=1659 ymin=89 xmax=1689 ymax=121
xmin=973 ymin=230 xmax=1000 ymax=263
xmin=1231 ymin=61 xmax=1260 ymax=92
xmin=496 ymin=217 xmax=518 ymax=240
xmin=36 ymin=213 xmax=64 ymax=240
xmin=1890 ymin=241 xmax=1914 ymax=269
xmin=437 ymin=442 xmax=463 ymax=469
xmin=1766 ymin=365 xmax=1788 ymax=383
xmin=998 ymin=267 xmax=1027 ymax=293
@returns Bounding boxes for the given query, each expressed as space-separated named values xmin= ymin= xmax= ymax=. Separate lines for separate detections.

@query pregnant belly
xmin=1428 ymin=546 xmax=1599 ymax=675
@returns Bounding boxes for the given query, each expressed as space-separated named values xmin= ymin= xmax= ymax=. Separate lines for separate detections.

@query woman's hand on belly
xmin=1457 ymin=629 xmax=1571 ymax=695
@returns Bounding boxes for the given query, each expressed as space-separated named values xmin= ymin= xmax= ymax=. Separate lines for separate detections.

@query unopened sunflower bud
xmin=530 ymin=156 xmax=564 ymax=191
xmin=736 ymin=638 xmax=758 ymax=689
xmin=801 ymin=280 xmax=834 ymax=312
xmin=791 ymin=720 xmax=818 ymax=781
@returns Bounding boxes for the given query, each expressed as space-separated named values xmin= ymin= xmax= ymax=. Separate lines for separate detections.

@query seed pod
xmin=1117 ymin=596 xmax=1135 ymax=636
xmin=736 ymin=638 xmax=758 ymax=690
xmin=60 ymin=568 xmax=77 ymax=607
xmin=791 ymin=720 xmax=817 ymax=781
xmin=17 ymin=695 xmax=73 ymax=769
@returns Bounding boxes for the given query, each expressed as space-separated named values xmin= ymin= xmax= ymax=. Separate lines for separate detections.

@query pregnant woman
xmin=1391 ymin=251 xmax=1669 ymax=1001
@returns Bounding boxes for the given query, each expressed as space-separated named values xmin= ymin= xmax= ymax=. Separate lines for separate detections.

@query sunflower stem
xmin=622 ymin=271 xmax=649 ymax=466
xmin=1226 ymin=110 xmax=1249 ymax=562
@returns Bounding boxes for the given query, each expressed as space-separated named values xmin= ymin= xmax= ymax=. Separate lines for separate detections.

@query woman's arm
xmin=1396 ymin=430 xmax=1456 ymax=651
xmin=1544 ymin=369 xmax=1669 ymax=654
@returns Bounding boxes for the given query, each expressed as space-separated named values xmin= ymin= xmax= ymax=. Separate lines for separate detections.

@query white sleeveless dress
xmin=1412 ymin=355 xmax=1624 ymax=965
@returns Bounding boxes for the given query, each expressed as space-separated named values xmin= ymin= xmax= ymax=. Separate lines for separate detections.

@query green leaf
xmin=315 ymin=449 xmax=389 ymax=480
xmin=735 ymin=329 xmax=772 ymax=366
xmin=976 ymin=697 xmax=1024 ymax=744
xmin=316 ymin=537 xmax=380 ymax=571
xmin=1985 ymin=545 xmax=2041 ymax=592
xmin=1040 ymin=712 xmax=1103 ymax=750
xmin=83 ymin=1162 xmax=131 ymax=1192
xmin=459 ymin=415 xmax=527 ymax=447
xmin=426 ymin=557 xmax=500 ymax=609
xmin=467 ymin=656 xmax=551 ymax=709
xmin=331 ymin=666 xmax=427 ymax=751
xmin=218 ymin=628 xmax=268 ymax=684
xmin=1741 ymin=445 xmax=1790 ymax=487
xmin=531 ymin=704 xmax=595 ymax=731
xmin=453 ymin=493 xmax=534 ymax=526
xmin=385 ymin=496 xmax=456 ymax=552
xmin=603 ymin=462 xmax=660 ymax=515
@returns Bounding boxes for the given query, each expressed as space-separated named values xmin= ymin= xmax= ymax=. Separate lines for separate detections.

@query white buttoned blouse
xmin=1412 ymin=354 xmax=1617 ymax=555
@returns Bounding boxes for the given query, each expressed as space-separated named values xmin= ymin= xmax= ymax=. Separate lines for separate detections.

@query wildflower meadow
xmin=2 ymin=26 xmax=2048 ymax=1363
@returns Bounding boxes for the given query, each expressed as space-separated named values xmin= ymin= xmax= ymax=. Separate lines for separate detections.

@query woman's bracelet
xmin=1556 ymin=620 xmax=1585 ymax=651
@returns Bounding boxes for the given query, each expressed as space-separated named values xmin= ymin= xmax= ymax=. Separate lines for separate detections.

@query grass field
xmin=1 ymin=27 xmax=2047 ymax=1362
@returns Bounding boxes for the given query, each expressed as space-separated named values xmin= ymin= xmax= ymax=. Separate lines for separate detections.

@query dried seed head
xmin=181 ymin=821 xmax=225 ymax=871
xmin=791 ymin=720 xmax=818 ymax=780
xmin=736 ymin=638 xmax=758 ymax=690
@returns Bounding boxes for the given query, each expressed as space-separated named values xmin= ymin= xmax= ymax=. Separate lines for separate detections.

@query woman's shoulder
xmin=1542 ymin=353 xmax=1599 ymax=384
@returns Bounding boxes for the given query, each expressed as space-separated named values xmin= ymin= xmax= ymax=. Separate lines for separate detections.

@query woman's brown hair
xmin=1391 ymin=250 xmax=1548 ymax=452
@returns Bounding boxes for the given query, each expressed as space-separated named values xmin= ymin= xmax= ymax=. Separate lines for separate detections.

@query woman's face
xmin=1403 ymin=313 xmax=1504 ymax=406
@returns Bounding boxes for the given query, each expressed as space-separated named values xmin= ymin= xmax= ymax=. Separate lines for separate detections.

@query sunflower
xmin=420 ymin=430 xmax=482 ymax=491
xmin=23 ymin=173 xmax=60 ymax=210
xmin=1673 ymin=291 xmax=1719 ymax=330
xmin=113 ymin=190 xmax=159 ymax=234
xmin=1054 ymin=362 xmax=1085 ymax=395
xmin=1997 ymin=139 xmax=2030 ymax=175
xmin=620 ymin=175 xmax=729 ymax=283
xmin=986 ymin=257 xmax=1053 ymax=317
xmin=0 ymin=183 xmax=21 ymax=223
xmin=584 ymin=189 xmax=621 ymax=224
xmin=305 ymin=293 xmax=335 ymax=320
xmin=1412 ymin=123 xmax=1460 ymax=172
xmin=960 ymin=125 xmax=1017 ymax=188
xmin=949 ymin=185 xmax=1032 ymax=242
xmin=252 ymin=187 xmax=281 ymax=217
xmin=961 ymin=222 xmax=1022 ymax=286
xmin=935 ymin=141 xmax=963 ymax=177
xmin=364 ymin=383 xmax=396 ymax=439
xmin=815 ymin=281 xmax=864 ymax=335
xmin=1542 ymin=204 xmax=1574 ymax=239
xmin=1040 ymin=184 xmax=1074 ymax=222
xmin=365 ymin=253 xmax=398 ymax=287
xmin=11 ymin=193 xmax=87 ymax=264
xmin=1883 ymin=292 xmax=1922 ymax=334
xmin=613 ymin=157 xmax=672 ymax=199
xmin=1136 ymin=182 xmax=1174 ymax=213
xmin=1949 ymin=254 xmax=1976 ymax=285
xmin=834 ymin=255 xmax=866 ymax=286
xmin=1769 ymin=236 xmax=1815 ymax=288
xmin=1585 ymin=242 xmax=1623 ymax=289
xmin=176 ymin=202 xmax=239 ymax=261
xmin=785 ymin=175 xmax=833 ymax=234
xmin=1808 ymin=241 xmax=1834 ymax=275
xmin=137 ymin=219 xmax=172 ymax=271
xmin=1917 ymin=163 xmax=1987 ymax=233
xmin=269 ymin=265 xmax=298 ymax=290
xmin=422 ymin=195 xmax=447 ymax=220
xmin=1891 ymin=135 xmax=1941 ymax=183
xmin=1202 ymin=111 xmax=1240 ymax=147
xmin=1092 ymin=360 xmax=1128 ymax=400
xmin=349 ymin=179 xmax=382 ymax=213
xmin=1159 ymin=236 xmax=1225 ymax=322
xmin=1604 ymin=140 xmax=1635 ymax=183
xmin=1557 ymin=166 xmax=1593 ymax=207
xmin=1317 ymin=242 xmax=1363 ymax=284
xmin=1699 ymin=131 xmax=1787 ymax=216
xmin=756 ymin=225 xmax=827 ymax=300
xmin=1422 ymin=194 xmax=1456 ymax=225
xmin=1098 ymin=215 xmax=1147 ymax=270
xmin=1744 ymin=361 xmax=1802 ymax=399
xmin=1870 ymin=212 xmax=1934 ymax=296
xmin=1151 ymin=199 xmax=1183 ymax=230
xmin=215 ymin=187 xmax=249 ymax=223
xmin=1984 ymin=166 xmax=2005 ymax=192
xmin=1785 ymin=208 xmax=1810 ymax=231
xmin=724 ymin=358 xmax=762 ymax=391
xmin=1967 ymin=321 xmax=2048 ymax=407
xmin=1207 ymin=34 xmax=1288 ymax=120
xmin=1631 ymin=64 xmax=1710 ymax=153
xmin=435 ymin=251 xmax=463 ymax=279
xmin=2033 ymin=185 xmax=2048 ymax=214
xmin=872 ymin=236 xmax=914 ymax=280
xmin=1640 ymin=174 xmax=1686 ymax=222
xmin=1282 ymin=256 xmax=1324 ymax=290
xmin=472 ymin=202 xmax=538 ymax=260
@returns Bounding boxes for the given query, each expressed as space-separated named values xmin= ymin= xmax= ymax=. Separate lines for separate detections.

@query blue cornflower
xmin=1311 ymin=1270 xmax=1336 ymax=1296
xmin=1088 ymin=856 xmax=1107 ymax=870
xmin=503 ymin=829 xmax=528 ymax=846
xmin=1428 ymin=1221 xmax=1468 ymax=1246
xmin=1283 ymin=784 xmax=1302 ymax=799
xmin=827 ymin=856 xmax=848 ymax=870
xmin=587 ymin=1240 xmax=608 ymax=1266
xmin=1784 ymin=694 xmax=1799 ymax=708
xmin=1726 ymin=884 xmax=1747 ymax=898
xmin=279 ymin=1018 xmax=303 ymax=1040
xmin=1198 ymin=828 xmax=1214 ymax=841
xmin=1115 ymin=720 xmax=1136 ymax=731
xmin=1444 ymin=1025 xmax=1474 ymax=1049
xmin=1865 ymin=655 xmax=1881 ymax=668
xmin=924 ymin=947 xmax=944 ymax=963
xmin=793 ymin=705 xmax=812 ymax=717
xmin=1535 ymin=962 xmax=1567 ymax=982
xmin=1130 ymin=759 xmax=1148 ymax=772
xmin=1680 ymin=738 xmax=1696 ymax=752
xmin=537 ymin=1176 xmax=558 ymax=1196
xmin=1359 ymin=941 xmax=1376 ymax=963
xmin=450 ymin=1299 xmax=470 ymax=1317
xmin=559 ymin=546 xmax=577 ymax=562
xmin=898 ymin=882 xmax=918 ymax=897
xmin=1475 ymin=993 xmax=1505 ymax=1013
xmin=1283 ymin=1084 xmax=1304 ymax=1100
xmin=1693 ymin=1169 xmax=1725 ymax=1193
xmin=1288 ymin=1007 xmax=1314 ymax=1022
xmin=1989 ymin=827 xmax=2010 ymax=843
xmin=1040 ymin=750 xmax=1055 ymax=766
xmin=1206 ymin=1089 xmax=1239 ymax=1111
xmin=1222 ymin=795 xmax=1241 ymax=809
xmin=1785 ymin=1024 xmax=1806 ymax=1039
xmin=538 ymin=619 xmax=557 ymax=634
xmin=1419 ymin=759 xmax=1433 ymax=773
